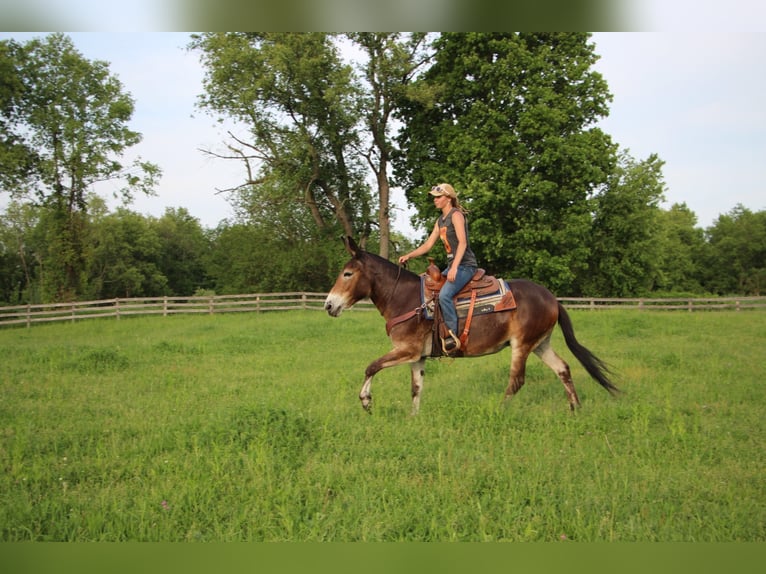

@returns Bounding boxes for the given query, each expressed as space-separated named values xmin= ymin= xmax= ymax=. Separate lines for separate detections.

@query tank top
xmin=437 ymin=208 xmax=478 ymax=268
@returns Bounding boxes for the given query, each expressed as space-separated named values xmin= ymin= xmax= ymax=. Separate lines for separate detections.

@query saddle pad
xmin=421 ymin=277 xmax=516 ymax=320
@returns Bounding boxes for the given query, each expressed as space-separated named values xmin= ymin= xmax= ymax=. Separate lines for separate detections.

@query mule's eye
xmin=343 ymin=271 xmax=353 ymax=278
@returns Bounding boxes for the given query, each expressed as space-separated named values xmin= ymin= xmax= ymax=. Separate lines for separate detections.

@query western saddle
xmin=422 ymin=259 xmax=516 ymax=353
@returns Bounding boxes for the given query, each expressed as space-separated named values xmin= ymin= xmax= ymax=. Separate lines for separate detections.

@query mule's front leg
xmin=359 ymin=348 xmax=420 ymax=413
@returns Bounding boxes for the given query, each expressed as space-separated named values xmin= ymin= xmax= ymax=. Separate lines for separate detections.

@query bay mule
xmin=324 ymin=237 xmax=619 ymax=414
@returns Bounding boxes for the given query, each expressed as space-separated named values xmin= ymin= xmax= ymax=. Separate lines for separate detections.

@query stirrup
xmin=441 ymin=330 xmax=461 ymax=354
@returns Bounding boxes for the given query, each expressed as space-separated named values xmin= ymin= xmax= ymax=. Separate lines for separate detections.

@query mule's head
xmin=324 ymin=237 xmax=373 ymax=317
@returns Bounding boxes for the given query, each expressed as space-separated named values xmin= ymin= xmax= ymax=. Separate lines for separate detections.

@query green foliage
xmin=154 ymin=208 xmax=212 ymax=296
xmin=85 ymin=208 xmax=167 ymax=299
xmin=0 ymin=33 xmax=160 ymax=300
xmin=583 ymin=153 xmax=666 ymax=296
xmin=0 ymin=200 xmax=40 ymax=304
xmin=189 ymin=32 xmax=369 ymax=240
xmin=701 ymin=205 xmax=766 ymax=295
xmin=0 ymin=311 xmax=763 ymax=540
xmin=0 ymin=40 xmax=37 ymax=190
xmin=345 ymin=33 xmax=432 ymax=258
xmin=395 ymin=33 xmax=616 ymax=294
xmin=2 ymin=197 xmax=764 ymax=305
xmin=2 ymin=34 xmax=159 ymax=208
xmin=3 ymin=33 xmax=765 ymax=304
xmin=206 ymin=222 xmax=344 ymax=294
xmin=653 ymin=203 xmax=706 ymax=293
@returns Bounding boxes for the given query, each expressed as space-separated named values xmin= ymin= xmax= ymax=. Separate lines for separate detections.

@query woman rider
xmin=398 ymin=183 xmax=478 ymax=354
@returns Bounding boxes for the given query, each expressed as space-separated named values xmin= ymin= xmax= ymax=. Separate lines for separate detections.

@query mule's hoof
xmin=360 ymin=395 xmax=372 ymax=413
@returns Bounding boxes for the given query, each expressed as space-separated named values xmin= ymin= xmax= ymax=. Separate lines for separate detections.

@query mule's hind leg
xmin=359 ymin=375 xmax=374 ymax=412
xmin=410 ymin=357 xmax=426 ymax=415
xmin=533 ymin=337 xmax=581 ymax=410
xmin=503 ymin=338 xmax=531 ymax=403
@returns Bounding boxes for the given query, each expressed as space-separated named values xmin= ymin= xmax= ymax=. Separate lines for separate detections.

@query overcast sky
xmin=1 ymin=29 xmax=764 ymax=236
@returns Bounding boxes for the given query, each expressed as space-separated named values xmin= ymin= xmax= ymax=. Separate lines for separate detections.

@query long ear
xmin=343 ymin=235 xmax=359 ymax=256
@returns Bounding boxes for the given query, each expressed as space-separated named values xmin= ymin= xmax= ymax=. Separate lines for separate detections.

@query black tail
xmin=557 ymin=303 xmax=621 ymax=395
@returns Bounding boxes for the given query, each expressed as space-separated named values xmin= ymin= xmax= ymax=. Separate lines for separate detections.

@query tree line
xmin=1 ymin=33 xmax=764 ymax=306
xmin=1 ymin=195 xmax=763 ymax=305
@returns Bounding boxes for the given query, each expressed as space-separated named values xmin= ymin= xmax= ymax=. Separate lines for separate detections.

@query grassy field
xmin=0 ymin=309 xmax=763 ymax=541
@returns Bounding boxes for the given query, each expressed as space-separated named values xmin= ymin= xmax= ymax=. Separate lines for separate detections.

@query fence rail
xmin=1 ymin=292 xmax=765 ymax=328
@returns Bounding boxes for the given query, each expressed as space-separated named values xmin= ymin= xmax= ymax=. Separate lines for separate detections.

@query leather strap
xmin=459 ymin=289 xmax=478 ymax=347
xmin=385 ymin=306 xmax=423 ymax=336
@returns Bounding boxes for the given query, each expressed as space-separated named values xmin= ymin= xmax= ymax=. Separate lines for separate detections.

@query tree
xmin=583 ymin=152 xmax=666 ymax=297
xmin=395 ymin=33 xmax=616 ymax=294
xmin=206 ymin=221 xmax=343 ymax=294
xmin=701 ymin=205 xmax=766 ymax=295
xmin=154 ymin=208 xmax=211 ymax=296
xmin=654 ymin=203 xmax=706 ymax=294
xmin=0 ymin=39 xmax=37 ymax=192
xmin=86 ymin=208 xmax=167 ymax=299
xmin=346 ymin=33 xmax=432 ymax=258
xmin=189 ymin=33 xmax=369 ymax=243
xmin=0 ymin=33 xmax=160 ymax=300
xmin=0 ymin=200 xmax=41 ymax=304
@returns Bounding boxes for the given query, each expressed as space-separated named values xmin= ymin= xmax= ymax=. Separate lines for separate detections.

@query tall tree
xmin=346 ymin=33 xmax=432 ymax=258
xmin=86 ymin=207 xmax=167 ymax=299
xmin=0 ymin=39 xmax=37 ymax=192
xmin=395 ymin=33 xmax=616 ymax=294
xmin=0 ymin=200 xmax=40 ymax=304
xmin=0 ymin=34 xmax=160 ymax=300
xmin=154 ymin=208 xmax=211 ymax=296
xmin=189 ymin=33 xmax=369 ymax=243
xmin=654 ymin=203 xmax=706 ymax=294
xmin=206 ymin=221 xmax=343 ymax=294
xmin=583 ymin=152 xmax=666 ymax=296
xmin=701 ymin=205 xmax=766 ymax=295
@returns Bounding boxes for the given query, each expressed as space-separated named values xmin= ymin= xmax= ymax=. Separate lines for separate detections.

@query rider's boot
xmin=441 ymin=329 xmax=461 ymax=355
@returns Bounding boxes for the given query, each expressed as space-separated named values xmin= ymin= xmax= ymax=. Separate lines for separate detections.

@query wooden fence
xmin=1 ymin=292 xmax=765 ymax=328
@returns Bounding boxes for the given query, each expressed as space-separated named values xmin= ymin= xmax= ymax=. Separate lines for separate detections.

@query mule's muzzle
xmin=324 ymin=295 xmax=344 ymax=317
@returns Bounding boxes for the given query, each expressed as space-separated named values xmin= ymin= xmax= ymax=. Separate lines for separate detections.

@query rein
xmin=381 ymin=261 xmax=405 ymax=309
xmin=384 ymin=263 xmax=428 ymax=336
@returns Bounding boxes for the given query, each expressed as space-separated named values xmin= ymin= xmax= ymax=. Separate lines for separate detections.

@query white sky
xmin=592 ymin=32 xmax=765 ymax=228
xmin=1 ymin=29 xmax=764 ymax=236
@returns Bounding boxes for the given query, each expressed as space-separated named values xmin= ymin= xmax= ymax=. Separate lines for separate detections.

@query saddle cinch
xmin=422 ymin=258 xmax=516 ymax=352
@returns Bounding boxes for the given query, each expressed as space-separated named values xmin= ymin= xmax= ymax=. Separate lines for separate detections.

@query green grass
xmin=0 ymin=309 xmax=764 ymax=541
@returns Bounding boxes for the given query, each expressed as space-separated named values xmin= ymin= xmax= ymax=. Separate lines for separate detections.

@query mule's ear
xmin=343 ymin=235 xmax=359 ymax=256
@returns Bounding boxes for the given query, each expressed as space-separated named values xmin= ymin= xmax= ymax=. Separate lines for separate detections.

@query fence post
xmin=26 ymin=304 xmax=31 ymax=328
xmin=163 ymin=296 xmax=168 ymax=317
xmin=257 ymin=295 xmax=261 ymax=313
xmin=688 ymin=300 xmax=693 ymax=312
xmin=209 ymin=296 xmax=214 ymax=315
xmin=302 ymin=293 xmax=307 ymax=310
xmin=71 ymin=303 xmax=76 ymax=323
xmin=116 ymin=298 xmax=121 ymax=320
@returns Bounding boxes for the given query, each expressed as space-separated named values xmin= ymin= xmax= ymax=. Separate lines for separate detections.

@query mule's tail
xmin=557 ymin=303 xmax=621 ymax=395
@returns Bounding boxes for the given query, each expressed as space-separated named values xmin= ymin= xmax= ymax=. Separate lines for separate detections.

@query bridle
xmin=382 ymin=261 xmax=430 ymax=336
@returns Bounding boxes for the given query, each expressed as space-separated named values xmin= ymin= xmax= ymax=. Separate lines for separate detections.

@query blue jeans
xmin=439 ymin=265 xmax=476 ymax=335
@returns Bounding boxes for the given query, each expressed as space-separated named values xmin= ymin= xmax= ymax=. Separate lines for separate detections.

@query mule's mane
xmin=359 ymin=250 xmax=420 ymax=283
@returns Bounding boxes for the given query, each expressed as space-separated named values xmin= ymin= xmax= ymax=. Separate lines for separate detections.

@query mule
xmin=324 ymin=236 xmax=620 ymax=414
